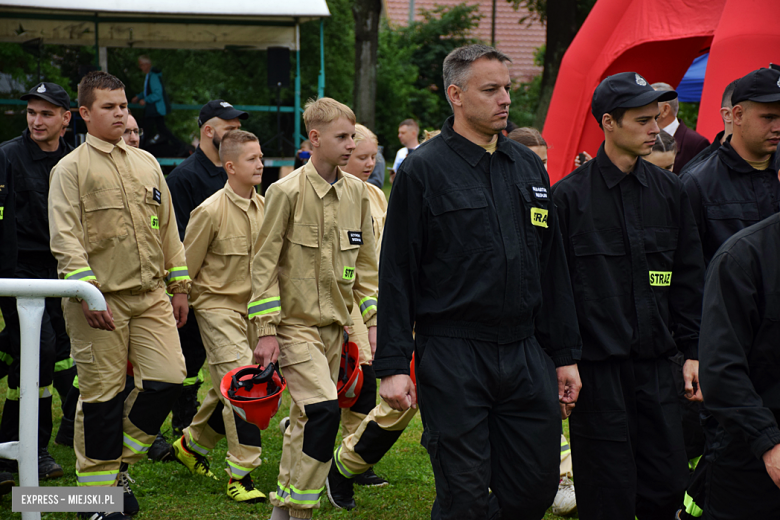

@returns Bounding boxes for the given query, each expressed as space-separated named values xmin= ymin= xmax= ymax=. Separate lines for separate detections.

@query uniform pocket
xmin=571 ymin=228 xmax=628 ymax=301
xmin=209 ymin=236 xmax=249 ymax=283
xmin=421 ymin=430 xmax=452 ymax=510
xmin=428 ymin=188 xmax=493 ymax=258
xmin=278 ymin=341 xmax=312 ymax=368
xmin=82 ymin=188 xmax=128 ymax=243
xmin=570 ymin=410 xmax=627 ymax=442
xmin=286 ymin=224 xmax=318 ymax=279
xmin=71 ymin=339 xmax=94 ymax=365
xmin=338 ymin=229 xmax=361 ymax=285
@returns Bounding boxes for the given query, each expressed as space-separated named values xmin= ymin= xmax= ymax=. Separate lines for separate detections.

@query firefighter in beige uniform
xmin=249 ymin=98 xmax=378 ymax=520
xmin=48 ymin=72 xmax=189 ymax=520
xmin=170 ymin=130 xmax=268 ymax=503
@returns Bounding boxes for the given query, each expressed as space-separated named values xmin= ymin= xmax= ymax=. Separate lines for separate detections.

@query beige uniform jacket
xmin=248 ymin=161 xmax=378 ymax=337
xmin=365 ymin=182 xmax=387 ymax=259
xmin=184 ymin=181 xmax=265 ymax=314
xmin=48 ymin=134 xmax=190 ymax=294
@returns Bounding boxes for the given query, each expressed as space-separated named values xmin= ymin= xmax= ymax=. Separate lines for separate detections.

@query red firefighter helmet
xmin=337 ymin=340 xmax=364 ymax=408
xmin=220 ymin=362 xmax=286 ymax=430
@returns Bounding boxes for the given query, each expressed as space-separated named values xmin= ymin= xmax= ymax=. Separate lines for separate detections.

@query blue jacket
xmin=136 ymin=67 xmax=167 ymax=117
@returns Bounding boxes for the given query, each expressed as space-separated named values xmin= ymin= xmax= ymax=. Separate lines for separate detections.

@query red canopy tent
xmin=696 ymin=0 xmax=780 ymax=140
xmin=542 ymin=0 xmax=725 ymax=183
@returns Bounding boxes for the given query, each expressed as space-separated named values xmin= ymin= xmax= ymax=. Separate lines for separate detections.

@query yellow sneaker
xmin=172 ymin=435 xmax=217 ymax=480
xmin=227 ymin=475 xmax=267 ymax=504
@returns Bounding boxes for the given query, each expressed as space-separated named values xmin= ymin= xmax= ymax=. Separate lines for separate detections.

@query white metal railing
xmin=0 ymin=279 xmax=106 ymax=520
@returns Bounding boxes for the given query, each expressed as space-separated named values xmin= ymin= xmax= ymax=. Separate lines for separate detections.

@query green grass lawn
xmin=0 ymin=308 xmax=575 ymax=519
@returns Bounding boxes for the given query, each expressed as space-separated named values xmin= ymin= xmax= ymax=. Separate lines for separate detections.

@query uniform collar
xmin=718 ymin=135 xmax=777 ymax=174
xmin=194 ymin=146 xmax=225 ymax=177
xmin=304 ymin=160 xmax=345 ymax=200
xmin=595 ymin=143 xmax=649 ymax=189
xmin=441 ymin=116 xmax=515 ymax=168
xmin=86 ymin=133 xmax=127 ymax=154
xmin=223 ymin=180 xmax=262 ymax=211
xmin=22 ymin=128 xmax=69 ymax=161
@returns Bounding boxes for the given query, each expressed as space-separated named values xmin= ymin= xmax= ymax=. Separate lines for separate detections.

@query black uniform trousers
xmin=570 ymin=358 xmax=688 ymax=520
xmin=702 ymin=434 xmax=780 ymax=519
xmin=0 ymin=257 xmax=71 ymax=448
xmin=416 ymin=334 xmax=560 ymax=520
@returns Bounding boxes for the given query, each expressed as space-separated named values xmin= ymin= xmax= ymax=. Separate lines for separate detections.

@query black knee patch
xmin=354 ymin=420 xmax=404 ymax=465
xmin=84 ymin=393 xmax=124 ymax=461
xmin=302 ymin=400 xmax=340 ymax=463
xmin=208 ymin=401 xmax=226 ymax=435
xmin=234 ymin=412 xmax=262 ymax=447
xmin=350 ymin=365 xmax=377 ymax=415
xmin=127 ymin=381 xmax=183 ymax=435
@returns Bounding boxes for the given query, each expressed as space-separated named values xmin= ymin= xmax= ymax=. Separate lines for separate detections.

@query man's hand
xmin=139 ymin=99 xmax=146 ymax=107
xmin=574 ymin=150 xmax=593 ymax=168
xmin=131 ymin=96 xmax=139 ymax=103
xmin=557 ymin=364 xmax=582 ymax=419
xmin=254 ymin=335 xmax=280 ymax=368
xmin=682 ymin=359 xmax=703 ymax=402
xmin=171 ymin=293 xmax=189 ymax=329
xmin=763 ymin=444 xmax=780 ymax=490
xmin=379 ymin=374 xmax=416 ymax=411
xmin=81 ymin=299 xmax=115 ymax=331
xmin=368 ymin=326 xmax=377 ymax=362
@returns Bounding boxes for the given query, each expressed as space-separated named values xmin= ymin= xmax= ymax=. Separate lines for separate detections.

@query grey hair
xmin=651 ymin=82 xmax=679 ymax=116
xmin=443 ymin=44 xmax=512 ymax=110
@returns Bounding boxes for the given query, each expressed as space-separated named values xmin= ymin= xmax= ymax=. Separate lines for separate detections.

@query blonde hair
xmin=303 ymin=97 xmax=356 ymax=133
xmin=219 ymin=129 xmax=260 ymax=164
xmin=422 ymin=129 xmax=441 ymax=142
xmin=354 ymin=124 xmax=379 ymax=146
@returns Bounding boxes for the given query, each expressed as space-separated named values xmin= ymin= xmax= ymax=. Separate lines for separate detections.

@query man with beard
xmin=149 ymin=100 xmax=248 ymax=457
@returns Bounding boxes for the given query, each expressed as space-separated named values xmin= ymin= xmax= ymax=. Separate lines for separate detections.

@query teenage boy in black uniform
xmin=698 ymin=212 xmax=780 ymax=518
xmin=681 ymin=67 xmax=780 ymax=265
xmin=0 ymin=82 xmax=75 ymax=479
xmin=158 ymin=100 xmax=248 ymax=446
xmin=376 ymin=44 xmax=582 ymax=520
xmin=551 ymin=72 xmax=706 ymax=520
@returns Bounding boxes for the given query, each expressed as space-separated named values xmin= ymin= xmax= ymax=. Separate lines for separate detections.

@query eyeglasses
xmin=124 ymin=128 xmax=143 ymax=136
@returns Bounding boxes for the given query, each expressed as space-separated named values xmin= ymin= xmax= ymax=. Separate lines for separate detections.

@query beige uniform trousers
xmin=270 ymin=322 xmax=343 ymax=519
xmin=64 ymin=286 xmax=186 ymax=486
xmin=560 ymin=433 xmax=572 ymax=478
xmin=183 ymin=308 xmax=263 ymax=479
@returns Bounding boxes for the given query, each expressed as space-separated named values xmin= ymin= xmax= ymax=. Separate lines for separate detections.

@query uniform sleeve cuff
xmin=752 ymin=427 xmax=780 ymax=461
xmin=364 ymin=315 xmax=378 ymax=328
xmin=550 ymin=348 xmax=582 ymax=368
xmin=373 ymin=356 xmax=411 ymax=378
xmin=680 ymin=343 xmax=699 ymax=361
xmin=257 ymin=324 xmax=277 ymax=337
xmin=167 ymin=279 xmax=191 ymax=295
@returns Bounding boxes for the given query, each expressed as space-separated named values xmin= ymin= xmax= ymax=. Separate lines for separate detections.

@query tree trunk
xmin=352 ymin=0 xmax=382 ymax=130
xmin=534 ymin=0 xmax=578 ymax=129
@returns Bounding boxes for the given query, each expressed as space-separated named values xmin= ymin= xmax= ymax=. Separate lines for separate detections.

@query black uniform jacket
xmin=372 ymin=117 xmax=582 ymax=378
xmin=0 ymin=129 xmax=73 ymax=273
xmin=679 ymin=130 xmax=724 ymax=176
xmin=699 ymin=212 xmax=780 ymax=460
xmin=681 ymin=136 xmax=780 ymax=265
xmin=166 ymin=146 xmax=227 ymax=240
xmin=551 ymin=144 xmax=704 ymax=362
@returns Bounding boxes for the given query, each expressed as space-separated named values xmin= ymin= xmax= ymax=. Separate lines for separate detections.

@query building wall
xmin=383 ymin=0 xmax=546 ymax=82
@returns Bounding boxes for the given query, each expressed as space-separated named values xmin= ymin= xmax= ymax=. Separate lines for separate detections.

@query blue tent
xmin=676 ymin=53 xmax=708 ymax=102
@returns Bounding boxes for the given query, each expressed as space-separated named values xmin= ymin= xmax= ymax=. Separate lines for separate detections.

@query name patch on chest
xmin=649 ymin=271 xmax=672 ymax=286
xmin=530 ymin=208 xmax=548 ymax=228
xmin=153 ymin=188 xmax=162 ymax=204
xmin=531 ymin=186 xmax=548 ymax=200
xmin=348 ymin=231 xmax=363 ymax=245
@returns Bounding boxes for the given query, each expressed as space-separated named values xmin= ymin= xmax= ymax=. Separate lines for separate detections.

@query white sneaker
xmin=278 ymin=417 xmax=290 ymax=435
xmin=551 ymin=476 xmax=577 ymax=516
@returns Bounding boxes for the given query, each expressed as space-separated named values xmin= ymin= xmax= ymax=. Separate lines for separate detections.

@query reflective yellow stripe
xmin=226 ymin=459 xmax=253 ymax=478
xmin=76 ymin=469 xmax=118 ymax=486
xmin=123 ymin=432 xmax=152 ymax=454
xmin=5 ymin=385 xmax=52 ymax=401
xmin=166 ymin=266 xmax=190 ymax=283
xmin=65 ymin=267 xmax=97 ymax=281
xmin=683 ymin=492 xmax=703 ymax=516
xmin=72 ymin=375 xmax=79 ymax=389
xmin=275 ymin=482 xmax=323 ymax=505
xmin=248 ymin=297 xmax=281 ymax=318
xmin=649 ymin=271 xmax=672 ymax=286
xmin=359 ymin=296 xmax=377 ymax=317
xmin=183 ymin=368 xmax=204 ymax=387
xmin=0 ymin=351 xmax=12 ymax=366
xmin=334 ymin=445 xmax=356 ymax=478
xmin=54 ymin=357 xmax=74 ymax=372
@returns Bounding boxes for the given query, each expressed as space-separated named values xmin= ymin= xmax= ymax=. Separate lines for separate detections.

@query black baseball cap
xmin=731 ymin=68 xmax=780 ymax=105
xmin=592 ymin=72 xmax=678 ymax=123
xmin=197 ymin=100 xmax=248 ymax=127
xmin=20 ymin=82 xmax=71 ymax=111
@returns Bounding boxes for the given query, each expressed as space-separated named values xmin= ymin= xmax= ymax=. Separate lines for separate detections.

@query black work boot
xmin=171 ymin=383 xmax=200 ymax=436
xmin=325 ymin=461 xmax=356 ymax=510
xmin=54 ymin=416 xmax=75 ymax=447
xmin=147 ymin=432 xmax=175 ymax=463
xmin=354 ymin=467 xmax=389 ymax=487
xmin=38 ymin=447 xmax=64 ymax=479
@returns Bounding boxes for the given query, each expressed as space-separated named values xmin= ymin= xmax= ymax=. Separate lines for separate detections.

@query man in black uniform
xmin=159 ymin=100 xmax=248 ymax=445
xmin=376 ymin=44 xmax=582 ymax=520
xmin=0 ymin=82 xmax=76 ymax=478
xmin=681 ymin=68 xmax=780 ymax=265
xmin=551 ymin=72 xmax=706 ymax=519
xmin=679 ymin=80 xmax=737 ymax=176
xmin=698 ymin=213 xmax=780 ymax=519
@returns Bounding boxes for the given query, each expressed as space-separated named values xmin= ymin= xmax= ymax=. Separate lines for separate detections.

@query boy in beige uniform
xmin=250 ymin=98 xmax=379 ymax=520
xmin=171 ymin=130 xmax=267 ymax=503
xmin=48 ymin=72 xmax=190 ymax=520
